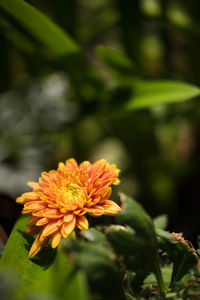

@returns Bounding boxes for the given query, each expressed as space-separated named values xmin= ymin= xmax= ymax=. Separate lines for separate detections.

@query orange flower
xmin=16 ymin=158 xmax=121 ymax=258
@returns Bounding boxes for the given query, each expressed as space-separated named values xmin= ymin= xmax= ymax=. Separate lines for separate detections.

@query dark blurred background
xmin=0 ymin=0 xmax=200 ymax=246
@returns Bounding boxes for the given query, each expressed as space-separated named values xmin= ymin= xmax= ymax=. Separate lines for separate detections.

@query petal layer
xmin=77 ymin=215 xmax=89 ymax=230
xmin=101 ymin=200 xmax=121 ymax=216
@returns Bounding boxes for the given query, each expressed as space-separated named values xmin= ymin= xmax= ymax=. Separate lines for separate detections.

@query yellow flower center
xmin=57 ymin=183 xmax=87 ymax=212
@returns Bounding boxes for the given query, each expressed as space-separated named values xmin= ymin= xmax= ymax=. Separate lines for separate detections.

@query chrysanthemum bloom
xmin=16 ymin=158 xmax=121 ymax=258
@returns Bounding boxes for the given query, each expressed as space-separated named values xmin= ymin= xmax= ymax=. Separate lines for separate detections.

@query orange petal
xmin=61 ymin=216 xmax=76 ymax=238
xmin=87 ymin=183 xmax=95 ymax=195
xmin=24 ymin=201 xmax=47 ymax=211
xmin=36 ymin=217 xmax=49 ymax=226
xmin=42 ymin=221 xmax=59 ymax=237
xmin=113 ymin=178 xmax=120 ymax=185
xmin=32 ymin=210 xmax=44 ymax=217
xmin=27 ymin=181 xmax=39 ymax=190
xmin=22 ymin=209 xmax=32 ymax=215
xmin=39 ymin=172 xmax=52 ymax=188
xmin=51 ymin=231 xmax=61 ymax=248
xmin=27 ymin=216 xmax=39 ymax=226
xmin=101 ymin=187 xmax=112 ymax=199
xmin=58 ymin=158 xmax=78 ymax=173
xmin=40 ymin=171 xmax=51 ymax=181
xmin=58 ymin=162 xmax=66 ymax=172
xmin=73 ymin=209 xmax=81 ymax=215
xmin=88 ymin=159 xmax=120 ymax=188
xmin=87 ymin=205 xmax=104 ymax=217
xmin=79 ymin=161 xmax=91 ymax=172
xmin=65 ymin=158 xmax=79 ymax=171
xmin=29 ymin=233 xmax=50 ymax=258
xmin=101 ymin=200 xmax=121 ymax=216
xmin=43 ymin=208 xmax=63 ymax=219
xmin=64 ymin=213 xmax=74 ymax=222
xmin=16 ymin=196 xmax=26 ymax=204
xmin=88 ymin=159 xmax=107 ymax=182
xmin=16 ymin=192 xmax=40 ymax=204
xmin=89 ymin=196 xmax=100 ymax=206
xmin=77 ymin=215 xmax=89 ymax=230
xmin=78 ymin=207 xmax=88 ymax=216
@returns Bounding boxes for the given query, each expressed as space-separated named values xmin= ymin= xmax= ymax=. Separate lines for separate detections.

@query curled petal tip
xmin=101 ymin=200 xmax=121 ymax=216
xmin=61 ymin=217 xmax=76 ymax=238
xmin=16 ymin=196 xmax=24 ymax=204
xmin=51 ymin=232 xmax=61 ymax=249
xmin=28 ymin=235 xmax=49 ymax=258
xmin=27 ymin=181 xmax=39 ymax=190
xmin=77 ymin=215 xmax=89 ymax=230
xmin=113 ymin=179 xmax=120 ymax=185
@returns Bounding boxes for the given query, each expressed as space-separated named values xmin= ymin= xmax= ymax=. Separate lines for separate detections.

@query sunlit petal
xmin=77 ymin=215 xmax=89 ymax=230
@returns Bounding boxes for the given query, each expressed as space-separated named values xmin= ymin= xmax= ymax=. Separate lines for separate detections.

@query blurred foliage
xmin=0 ymin=216 xmax=90 ymax=300
xmin=0 ymin=0 xmax=200 ymax=298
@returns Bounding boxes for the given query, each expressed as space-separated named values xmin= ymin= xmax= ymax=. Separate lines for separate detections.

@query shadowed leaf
xmin=0 ymin=216 xmax=90 ymax=300
xmin=157 ymin=229 xmax=198 ymax=287
xmin=106 ymin=193 xmax=165 ymax=293
xmin=63 ymin=238 xmax=125 ymax=300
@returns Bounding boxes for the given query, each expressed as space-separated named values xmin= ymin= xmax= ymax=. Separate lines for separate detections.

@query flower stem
xmin=169 ymin=253 xmax=186 ymax=288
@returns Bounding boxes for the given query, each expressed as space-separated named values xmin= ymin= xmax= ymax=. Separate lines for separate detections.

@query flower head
xmin=16 ymin=158 xmax=121 ymax=258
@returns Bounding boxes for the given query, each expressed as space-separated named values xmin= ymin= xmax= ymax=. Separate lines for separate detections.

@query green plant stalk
xmin=154 ymin=259 xmax=167 ymax=298
xmin=169 ymin=253 xmax=186 ymax=288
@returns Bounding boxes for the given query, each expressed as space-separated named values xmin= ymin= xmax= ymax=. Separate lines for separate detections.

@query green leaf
xmin=116 ymin=193 xmax=156 ymax=244
xmin=0 ymin=216 xmax=90 ymax=300
xmin=96 ymin=45 xmax=135 ymax=81
xmin=153 ymin=214 xmax=168 ymax=230
xmin=106 ymin=225 xmax=153 ymax=291
xmin=125 ymin=80 xmax=200 ymax=110
xmin=157 ymin=229 xmax=198 ymax=287
xmin=80 ymin=227 xmax=113 ymax=251
xmin=107 ymin=225 xmax=150 ymax=256
xmin=80 ymin=228 xmax=106 ymax=243
xmin=0 ymin=0 xmax=79 ymax=56
xmin=128 ymin=271 xmax=150 ymax=295
xmin=107 ymin=193 xmax=166 ymax=294
xmin=144 ymin=264 xmax=173 ymax=288
xmin=63 ymin=238 xmax=125 ymax=300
